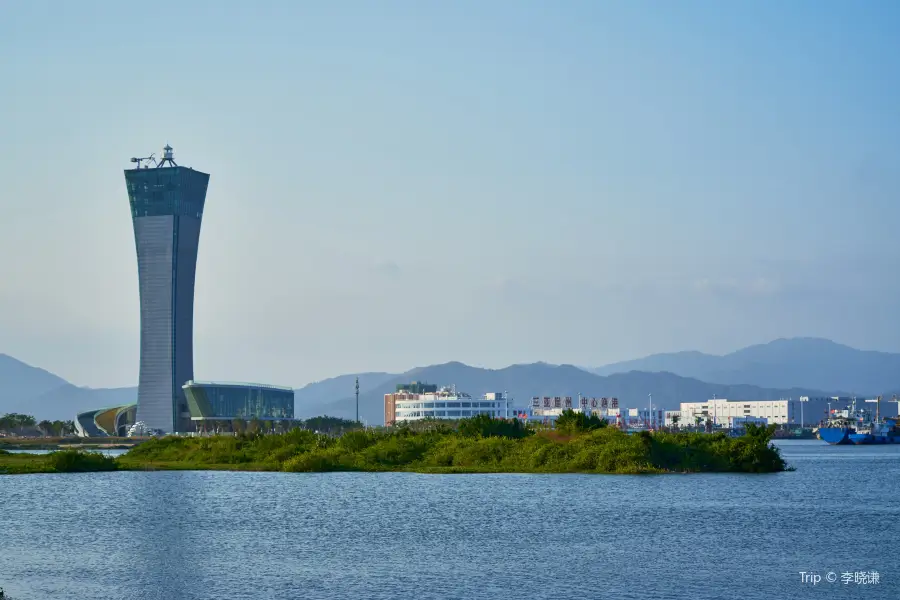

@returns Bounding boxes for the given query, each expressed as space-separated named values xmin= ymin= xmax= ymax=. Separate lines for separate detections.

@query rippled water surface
xmin=1 ymin=440 xmax=898 ymax=599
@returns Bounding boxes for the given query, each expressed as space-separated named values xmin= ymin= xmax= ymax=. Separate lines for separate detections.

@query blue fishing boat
xmin=847 ymin=416 xmax=900 ymax=444
xmin=817 ymin=397 xmax=900 ymax=445
xmin=817 ymin=398 xmax=862 ymax=444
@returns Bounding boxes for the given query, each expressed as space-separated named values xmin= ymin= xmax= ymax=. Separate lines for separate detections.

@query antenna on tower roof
xmin=130 ymin=153 xmax=156 ymax=169
xmin=129 ymin=144 xmax=178 ymax=169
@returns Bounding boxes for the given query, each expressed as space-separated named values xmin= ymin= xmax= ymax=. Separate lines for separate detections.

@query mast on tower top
xmin=129 ymin=144 xmax=178 ymax=169
xmin=159 ymin=144 xmax=177 ymax=167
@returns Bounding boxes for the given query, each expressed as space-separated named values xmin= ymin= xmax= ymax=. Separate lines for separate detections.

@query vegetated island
xmin=0 ymin=412 xmax=788 ymax=475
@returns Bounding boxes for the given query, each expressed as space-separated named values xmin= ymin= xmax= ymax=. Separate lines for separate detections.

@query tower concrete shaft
xmin=125 ymin=151 xmax=209 ymax=433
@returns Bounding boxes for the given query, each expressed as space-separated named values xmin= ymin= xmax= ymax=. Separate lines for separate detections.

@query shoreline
xmin=0 ymin=457 xmax=782 ymax=476
xmin=0 ymin=443 xmax=139 ymax=451
xmin=0 ymin=436 xmax=144 ymax=451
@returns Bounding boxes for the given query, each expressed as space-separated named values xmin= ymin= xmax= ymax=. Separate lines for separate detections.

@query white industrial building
xmin=672 ymin=397 xmax=850 ymax=427
xmin=657 ymin=396 xmax=875 ymax=428
xmin=676 ymin=399 xmax=788 ymax=426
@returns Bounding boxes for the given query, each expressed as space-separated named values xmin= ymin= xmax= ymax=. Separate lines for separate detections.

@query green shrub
xmin=361 ymin=435 xmax=432 ymax=467
xmin=283 ymin=448 xmax=354 ymax=472
xmin=458 ymin=414 xmax=532 ymax=439
xmin=446 ymin=437 xmax=515 ymax=468
xmin=338 ymin=430 xmax=382 ymax=452
xmin=554 ymin=409 xmax=608 ymax=434
xmin=48 ymin=450 xmax=118 ymax=473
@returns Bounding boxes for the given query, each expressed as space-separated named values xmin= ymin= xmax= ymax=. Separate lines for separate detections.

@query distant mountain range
xmin=294 ymin=372 xmax=395 ymax=408
xmin=0 ymin=353 xmax=69 ymax=402
xmin=3 ymin=337 xmax=899 ymax=424
xmin=0 ymin=354 xmax=137 ymax=421
xmin=590 ymin=337 xmax=900 ymax=394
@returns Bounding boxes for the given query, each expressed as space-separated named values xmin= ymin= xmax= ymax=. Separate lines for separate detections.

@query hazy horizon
xmin=2 ymin=1 xmax=899 ymax=389
xmin=2 ymin=337 xmax=895 ymax=391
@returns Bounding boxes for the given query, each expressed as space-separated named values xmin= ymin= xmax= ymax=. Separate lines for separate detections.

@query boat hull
xmin=848 ymin=433 xmax=874 ymax=445
xmin=818 ymin=427 xmax=853 ymax=445
xmin=849 ymin=433 xmax=900 ymax=445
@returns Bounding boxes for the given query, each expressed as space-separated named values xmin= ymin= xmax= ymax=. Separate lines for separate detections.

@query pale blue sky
xmin=1 ymin=0 xmax=899 ymax=388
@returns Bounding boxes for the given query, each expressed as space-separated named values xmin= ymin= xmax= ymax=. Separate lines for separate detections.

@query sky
xmin=1 ymin=0 xmax=899 ymax=389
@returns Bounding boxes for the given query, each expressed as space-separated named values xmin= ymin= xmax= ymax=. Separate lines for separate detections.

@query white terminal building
xmin=385 ymin=383 xmax=513 ymax=425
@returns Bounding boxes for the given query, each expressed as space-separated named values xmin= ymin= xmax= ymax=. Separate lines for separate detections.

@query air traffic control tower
xmin=125 ymin=145 xmax=209 ymax=433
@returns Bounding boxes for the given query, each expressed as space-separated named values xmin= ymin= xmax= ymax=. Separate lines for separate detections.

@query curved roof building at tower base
xmin=75 ymin=404 xmax=137 ymax=437
xmin=182 ymin=381 xmax=295 ymax=426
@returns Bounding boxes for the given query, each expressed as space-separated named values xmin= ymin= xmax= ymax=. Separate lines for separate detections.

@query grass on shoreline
xmin=0 ymin=436 xmax=141 ymax=451
xmin=0 ymin=418 xmax=787 ymax=476
xmin=0 ymin=448 xmax=118 ymax=474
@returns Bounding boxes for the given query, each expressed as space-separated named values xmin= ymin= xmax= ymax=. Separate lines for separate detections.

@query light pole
xmin=355 ymin=377 xmax=360 ymax=424
xmin=648 ymin=393 xmax=653 ymax=430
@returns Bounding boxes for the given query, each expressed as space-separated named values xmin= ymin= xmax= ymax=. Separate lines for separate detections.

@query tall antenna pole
xmin=355 ymin=377 xmax=360 ymax=424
